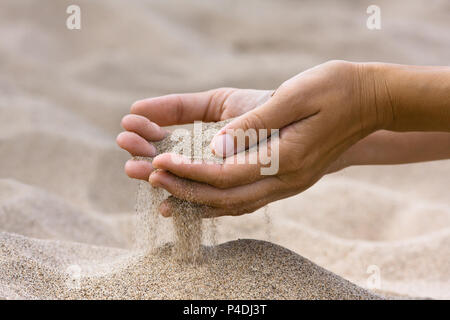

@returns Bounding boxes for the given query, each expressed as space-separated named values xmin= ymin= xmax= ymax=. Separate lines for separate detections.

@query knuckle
xmin=324 ymin=59 xmax=353 ymax=72
xmin=241 ymin=112 xmax=266 ymax=132
xmin=325 ymin=59 xmax=346 ymax=67
xmin=173 ymin=94 xmax=184 ymax=124
xmin=277 ymin=79 xmax=295 ymax=93
xmin=211 ymin=87 xmax=232 ymax=94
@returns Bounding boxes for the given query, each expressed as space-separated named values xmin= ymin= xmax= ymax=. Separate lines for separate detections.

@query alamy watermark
xmin=65 ymin=264 xmax=82 ymax=290
xmin=366 ymin=264 xmax=381 ymax=290
xmin=169 ymin=122 xmax=280 ymax=175
xmin=66 ymin=5 xmax=81 ymax=30
xmin=366 ymin=5 xmax=381 ymax=30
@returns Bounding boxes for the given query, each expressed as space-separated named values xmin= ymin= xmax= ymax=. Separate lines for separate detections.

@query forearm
xmin=327 ymin=131 xmax=450 ymax=173
xmin=346 ymin=131 xmax=450 ymax=165
xmin=368 ymin=63 xmax=450 ymax=132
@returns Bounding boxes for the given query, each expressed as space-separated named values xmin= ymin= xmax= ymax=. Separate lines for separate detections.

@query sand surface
xmin=0 ymin=0 xmax=449 ymax=299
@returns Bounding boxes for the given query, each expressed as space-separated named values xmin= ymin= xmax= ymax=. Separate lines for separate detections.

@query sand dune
xmin=0 ymin=0 xmax=449 ymax=299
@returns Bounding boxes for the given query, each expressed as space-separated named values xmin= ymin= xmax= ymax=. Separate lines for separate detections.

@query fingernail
xmin=210 ymin=134 xmax=234 ymax=157
xmin=149 ymin=170 xmax=163 ymax=187
xmin=159 ymin=202 xmax=171 ymax=217
xmin=149 ymin=170 xmax=171 ymax=190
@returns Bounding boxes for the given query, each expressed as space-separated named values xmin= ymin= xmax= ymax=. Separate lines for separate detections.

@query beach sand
xmin=0 ymin=0 xmax=449 ymax=299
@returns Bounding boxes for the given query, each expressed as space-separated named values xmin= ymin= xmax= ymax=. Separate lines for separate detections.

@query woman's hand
xmin=117 ymin=60 xmax=450 ymax=218
xmin=118 ymin=60 xmax=380 ymax=217
xmin=116 ymin=88 xmax=274 ymax=180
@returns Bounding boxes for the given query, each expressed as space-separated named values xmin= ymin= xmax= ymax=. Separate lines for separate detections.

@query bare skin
xmin=117 ymin=60 xmax=450 ymax=217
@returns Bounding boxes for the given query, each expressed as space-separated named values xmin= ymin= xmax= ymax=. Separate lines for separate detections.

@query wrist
xmin=356 ymin=62 xmax=396 ymax=132
xmin=361 ymin=63 xmax=450 ymax=132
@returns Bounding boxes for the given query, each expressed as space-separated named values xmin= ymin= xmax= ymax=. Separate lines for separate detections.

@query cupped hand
xmin=117 ymin=60 xmax=389 ymax=217
xmin=117 ymin=88 xmax=273 ymax=179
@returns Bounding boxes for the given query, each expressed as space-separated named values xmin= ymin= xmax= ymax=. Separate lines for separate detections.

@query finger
xmin=121 ymin=114 xmax=168 ymax=141
xmin=152 ymin=152 xmax=263 ymax=188
xmin=130 ymin=88 xmax=236 ymax=126
xmin=159 ymin=196 xmax=268 ymax=218
xmin=124 ymin=159 xmax=153 ymax=180
xmin=116 ymin=131 xmax=156 ymax=156
xmin=152 ymin=134 xmax=283 ymax=188
xmin=148 ymin=169 xmax=287 ymax=207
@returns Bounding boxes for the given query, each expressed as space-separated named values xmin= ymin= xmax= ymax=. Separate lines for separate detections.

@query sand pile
xmin=0 ymin=232 xmax=379 ymax=299
xmin=67 ymin=239 xmax=381 ymax=299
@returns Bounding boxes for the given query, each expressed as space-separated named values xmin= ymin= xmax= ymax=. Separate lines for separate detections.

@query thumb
xmin=210 ymin=88 xmax=300 ymax=157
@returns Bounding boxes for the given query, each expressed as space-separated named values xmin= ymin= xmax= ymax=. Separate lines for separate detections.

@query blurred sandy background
xmin=0 ymin=0 xmax=449 ymax=298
